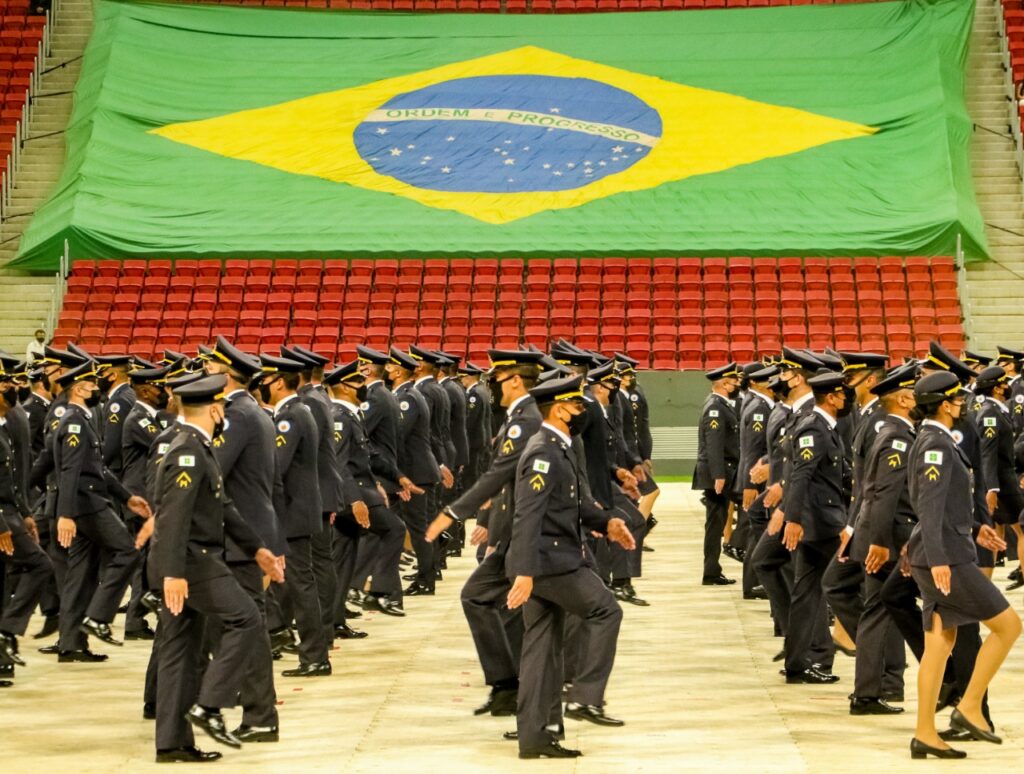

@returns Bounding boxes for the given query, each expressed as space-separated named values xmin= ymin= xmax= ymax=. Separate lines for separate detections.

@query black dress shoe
xmin=0 ymin=633 xmax=25 ymax=666
xmin=702 ymin=575 xmax=736 ymax=586
xmin=117 ymin=604 xmax=129 ymax=614
xmin=950 ymin=708 xmax=1001 ymax=744
xmin=519 ymin=742 xmax=582 ymax=759
xmin=347 ymin=589 xmax=366 ymax=604
xmin=743 ymin=586 xmax=769 ymax=600
xmin=850 ymin=697 xmax=904 ymax=715
xmin=722 ymin=543 xmax=744 ymax=563
xmin=345 ymin=605 xmax=362 ymax=619
xmin=1006 ymin=577 xmax=1024 ymax=591
xmin=140 ymin=591 xmax=163 ymax=614
xmin=282 ymin=661 xmax=332 ymax=677
xmin=1009 ymin=566 xmax=1022 ymax=582
xmin=0 ymin=680 xmax=12 ymax=688
xmin=58 ymin=649 xmax=109 ymax=663
xmin=910 ymin=738 xmax=966 ymax=759
xmin=185 ymin=705 xmax=242 ymax=748
xmin=881 ymin=690 xmax=904 ymax=703
xmin=474 ymin=687 xmax=517 ymax=716
xmin=38 ymin=642 xmax=59 ymax=655
xmin=404 ymin=582 xmax=435 ymax=596
xmin=32 ymin=615 xmax=59 ymax=640
xmin=335 ymin=624 xmax=368 ymax=640
xmin=363 ymin=595 xmax=406 ymax=617
xmin=564 ymin=702 xmax=624 ymax=726
xmin=233 ymin=724 xmax=279 ymax=743
xmin=641 ymin=544 xmax=654 ymax=552
xmin=504 ymin=724 xmax=563 ymax=741
xmin=125 ymin=624 xmax=156 ymax=641
xmin=268 ymin=627 xmax=294 ymax=653
xmin=143 ymin=702 xmax=156 ymax=720
xmin=938 ymin=727 xmax=974 ymax=743
xmin=785 ymin=667 xmax=839 ymax=685
xmin=156 ymin=746 xmax=223 ymax=763
xmin=772 ymin=649 xmax=785 ymax=662
xmin=402 ymin=572 xmax=418 ymax=582
xmin=80 ymin=617 xmax=122 ymax=647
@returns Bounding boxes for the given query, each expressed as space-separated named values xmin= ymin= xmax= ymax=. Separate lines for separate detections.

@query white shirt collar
xmin=414 ymin=376 xmax=433 ymax=387
xmin=891 ymin=414 xmax=915 ymax=430
xmin=860 ymin=396 xmax=879 ymax=415
xmin=226 ymin=388 xmax=248 ymax=401
xmin=812 ymin=405 xmax=838 ymax=429
xmin=0 ymin=416 xmax=6 ymax=426
xmin=506 ymin=394 xmax=529 ymax=415
xmin=986 ymin=395 xmax=1010 ymax=414
xmin=138 ymin=401 xmax=158 ymax=417
xmin=922 ymin=418 xmax=956 ymax=439
xmin=335 ymin=398 xmax=360 ymax=414
xmin=542 ymin=421 xmax=573 ymax=447
xmin=33 ymin=392 xmax=51 ymax=406
xmin=792 ymin=391 xmax=814 ymax=411
xmin=182 ymin=420 xmax=212 ymax=442
xmin=273 ymin=393 xmax=298 ymax=416
xmin=751 ymin=390 xmax=775 ymax=409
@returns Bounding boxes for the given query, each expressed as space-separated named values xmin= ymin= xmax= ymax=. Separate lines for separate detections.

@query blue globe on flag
xmin=353 ymin=74 xmax=663 ymax=194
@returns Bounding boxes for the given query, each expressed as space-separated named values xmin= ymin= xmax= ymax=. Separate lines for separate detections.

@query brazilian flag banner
xmin=13 ymin=0 xmax=985 ymax=270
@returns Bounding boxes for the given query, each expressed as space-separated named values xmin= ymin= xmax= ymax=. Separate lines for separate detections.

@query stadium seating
xmin=0 ymin=9 xmax=47 ymax=177
xmin=52 ymin=256 xmax=966 ymax=370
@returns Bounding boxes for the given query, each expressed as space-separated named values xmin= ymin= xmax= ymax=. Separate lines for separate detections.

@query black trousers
xmin=742 ymin=512 xmax=768 ymax=596
xmin=58 ymin=507 xmax=140 ymax=651
xmin=822 ymin=554 xmax=864 ymax=640
xmin=123 ymin=512 xmax=149 ymax=633
xmin=516 ymin=567 xmax=622 ymax=752
xmin=399 ymin=486 xmax=435 ymax=589
xmin=610 ymin=490 xmax=646 ymax=581
xmin=155 ymin=572 xmax=263 ymax=751
xmin=268 ymin=536 xmax=328 ymax=666
xmin=701 ymin=490 xmax=729 ymax=581
xmin=310 ymin=514 xmax=336 ymax=646
xmin=853 ymin=563 xmax=907 ymax=699
xmin=332 ymin=515 xmax=361 ymax=627
xmin=204 ymin=561 xmax=279 ymax=728
xmin=784 ymin=536 xmax=840 ymax=675
xmin=461 ymin=550 xmax=521 ymax=686
xmin=0 ymin=516 xmax=52 ymax=635
xmin=752 ymin=528 xmax=793 ymax=634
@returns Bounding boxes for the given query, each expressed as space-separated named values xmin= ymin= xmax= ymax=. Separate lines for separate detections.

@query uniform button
xmin=553 ymin=541 xmax=559 ymax=546
xmin=201 ymin=549 xmax=207 ymax=554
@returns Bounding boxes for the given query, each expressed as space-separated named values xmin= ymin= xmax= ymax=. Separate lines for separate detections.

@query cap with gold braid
xmin=961 ymin=350 xmax=992 ymax=368
xmin=838 ymin=352 xmax=889 ymax=372
xmin=211 ymin=335 xmax=260 ymax=378
xmin=779 ymin=347 xmax=823 ymax=372
xmin=55 ymin=360 xmax=100 ymax=388
xmin=388 ymin=347 xmax=419 ymax=372
xmin=356 ymin=345 xmax=390 ymax=365
xmin=914 ymin=371 xmax=968 ymax=405
xmin=973 ymin=365 xmax=1010 ymax=393
xmin=258 ymin=354 xmax=305 ymax=375
xmin=529 ymin=374 xmax=586 ymax=405
xmin=324 ymin=359 xmax=364 ymax=386
xmin=173 ymin=374 xmax=228 ymax=406
xmin=705 ymin=362 xmax=742 ymax=381
xmin=870 ymin=363 xmax=919 ymax=396
xmin=923 ymin=341 xmax=975 ymax=383
xmin=486 ymin=348 xmax=544 ymax=372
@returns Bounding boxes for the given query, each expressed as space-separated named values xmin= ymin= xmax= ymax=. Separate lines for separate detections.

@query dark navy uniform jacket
xmin=782 ymin=408 xmax=849 ymax=542
xmin=692 ymin=392 xmax=739 ymax=492
xmin=851 ymin=414 xmax=916 ymax=561
xmin=273 ymin=395 xmax=322 ymax=539
xmin=394 ymin=381 xmax=441 ymax=487
xmin=907 ymin=420 xmax=979 ymax=568
xmin=53 ymin=403 xmax=132 ymax=519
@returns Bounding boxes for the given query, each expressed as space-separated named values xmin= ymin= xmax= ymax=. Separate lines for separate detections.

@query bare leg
xmin=723 ymin=501 xmax=734 ymax=544
xmin=832 ymin=619 xmax=855 ymax=654
xmin=638 ymin=487 xmax=660 ymax=519
xmin=915 ymin=613 xmax=957 ymax=749
xmin=956 ymin=607 xmax=1022 ymax=730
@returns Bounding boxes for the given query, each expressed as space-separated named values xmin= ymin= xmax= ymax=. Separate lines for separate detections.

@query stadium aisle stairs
xmin=0 ymin=0 xmax=90 ymax=353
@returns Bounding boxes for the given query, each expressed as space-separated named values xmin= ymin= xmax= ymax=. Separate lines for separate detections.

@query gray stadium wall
xmin=639 ymin=370 xmax=707 ymax=477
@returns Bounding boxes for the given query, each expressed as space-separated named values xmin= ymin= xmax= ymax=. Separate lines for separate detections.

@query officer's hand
xmin=976 ymin=524 xmax=1007 ymax=553
xmin=353 ymin=501 xmax=370 ymax=529
xmin=632 ymin=464 xmax=647 ymax=483
xmin=864 ymin=544 xmax=890 ymax=575
xmin=506 ymin=576 xmax=534 ymax=610
xmin=255 ymin=548 xmax=285 ymax=583
xmin=713 ymin=478 xmax=726 ymax=495
xmin=377 ymin=482 xmax=391 ymax=506
xmin=164 ymin=577 xmax=188 ymax=616
xmin=399 ymin=476 xmax=424 ymax=497
xmin=782 ymin=521 xmax=804 ymax=551
xmin=439 ymin=465 xmax=455 ymax=489
xmin=127 ymin=495 xmax=153 ymax=520
xmin=329 ymin=512 xmax=336 ymax=526
xmin=135 ymin=517 xmax=155 ymax=549
xmin=931 ymin=565 xmax=952 ymax=596
xmin=425 ymin=513 xmax=453 ymax=543
xmin=0 ymin=530 xmax=12 ymax=556
xmin=749 ymin=461 xmax=769 ymax=485
xmin=23 ymin=516 xmax=39 ymax=544
xmin=766 ymin=508 xmax=785 ymax=536
xmin=644 ymin=460 xmax=654 ymax=475
xmin=470 ymin=525 xmax=488 ymax=546
xmin=606 ymin=518 xmax=636 ymax=551
xmin=57 ymin=516 xmax=76 ymax=548
xmin=742 ymin=488 xmax=757 ymax=510
xmin=836 ymin=528 xmax=852 ymax=562
xmin=986 ymin=491 xmax=999 ymax=516
xmin=898 ymin=544 xmax=911 ymax=577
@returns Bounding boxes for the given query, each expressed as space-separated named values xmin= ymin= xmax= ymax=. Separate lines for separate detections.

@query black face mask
xmin=566 ymin=409 xmax=587 ymax=437
xmin=40 ymin=373 xmax=51 ymax=392
xmin=772 ymin=382 xmax=790 ymax=400
xmin=97 ymin=376 xmax=113 ymax=393
xmin=212 ymin=417 xmax=226 ymax=440
xmin=0 ymin=389 xmax=16 ymax=408
xmin=724 ymin=384 xmax=740 ymax=399
xmin=908 ymin=405 xmax=926 ymax=423
xmin=154 ymin=389 xmax=170 ymax=410
xmin=836 ymin=386 xmax=856 ymax=418
xmin=84 ymin=388 xmax=103 ymax=408
xmin=258 ymin=383 xmax=273 ymax=405
xmin=17 ymin=386 xmax=30 ymax=403
xmin=355 ymin=384 xmax=369 ymax=403
xmin=490 ymin=377 xmax=510 ymax=411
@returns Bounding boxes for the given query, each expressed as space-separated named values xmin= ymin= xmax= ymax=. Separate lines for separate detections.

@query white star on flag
xmin=504 ymin=139 xmax=512 ymax=144
xmin=612 ymin=145 xmax=624 ymax=153
xmin=523 ymin=146 xmax=530 ymax=151
xmin=446 ymin=136 xmax=456 ymax=141
xmin=599 ymin=161 xmax=607 ymax=166
xmin=376 ymin=127 xmax=389 ymax=135
xmin=407 ymin=144 xmax=416 ymax=149
xmin=390 ymin=148 xmax=402 ymax=156
xmin=542 ymin=163 xmax=551 ymax=169
xmin=441 ymin=166 xmax=451 ymax=173
xmin=423 ymin=156 xmax=432 ymax=161
xmin=504 ymin=158 xmax=515 ymax=165
xmin=553 ymin=171 xmax=563 ymax=176
xmin=550 ymin=107 xmax=560 ymax=113
xmin=566 ymin=163 xmax=576 ymax=169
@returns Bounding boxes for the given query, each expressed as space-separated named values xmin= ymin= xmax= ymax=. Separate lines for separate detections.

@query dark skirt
xmin=911 ymin=562 xmax=1010 ymax=631
xmin=638 ymin=473 xmax=659 ymax=497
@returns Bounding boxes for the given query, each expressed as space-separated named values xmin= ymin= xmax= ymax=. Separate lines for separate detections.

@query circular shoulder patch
xmin=952 ymin=429 xmax=964 ymax=445
xmin=222 ymin=418 xmax=230 ymax=432
xmin=277 ymin=420 xmax=291 ymax=433
xmin=1015 ymin=395 xmax=1024 ymax=405
xmin=360 ymin=401 xmax=370 ymax=411
xmin=110 ymin=403 xmax=121 ymax=414
xmin=874 ymin=420 xmax=885 ymax=433
xmin=54 ymin=406 xmax=66 ymax=418
xmin=468 ymin=396 xmax=477 ymax=404
xmin=399 ymin=400 xmax=410 ymax=411
xmin=630 ymin=394 xmax=639 ymax=402
xmin=507 ymin=424 xmax=522 ymax=439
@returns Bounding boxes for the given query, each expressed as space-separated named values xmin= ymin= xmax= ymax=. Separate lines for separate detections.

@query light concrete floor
xmin=5 ymin=484 xmax=1024 ymax=772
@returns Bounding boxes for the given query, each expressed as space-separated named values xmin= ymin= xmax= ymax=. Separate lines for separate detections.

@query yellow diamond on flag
xmin=150 ymin=47 xmax=875 ymax=224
